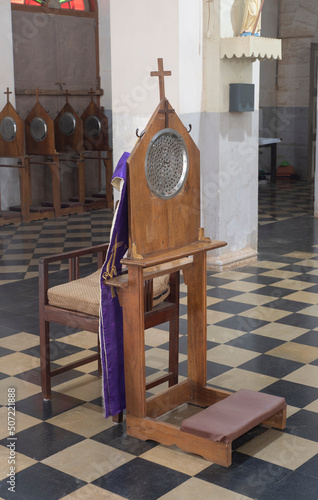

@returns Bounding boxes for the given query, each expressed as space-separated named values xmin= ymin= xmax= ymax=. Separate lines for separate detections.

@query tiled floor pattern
xmin=0 ymin=183 xmax=318 ymax=499
xmin=258 ymin=181 xmax=314 ymax=225
xmin=0 ymin=209 xmax=113 ymax=285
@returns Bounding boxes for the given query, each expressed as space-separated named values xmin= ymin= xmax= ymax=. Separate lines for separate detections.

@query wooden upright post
xmin=122 ymin=265 xmax=147 ymax=418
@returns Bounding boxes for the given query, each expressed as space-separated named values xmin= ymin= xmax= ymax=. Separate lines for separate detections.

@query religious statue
xmin=240 ymin=0 xmax=264 ymax=36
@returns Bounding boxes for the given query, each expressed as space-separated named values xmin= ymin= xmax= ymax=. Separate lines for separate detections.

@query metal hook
xmin=187 ymin=124 xmax=192 ymax=133
xmin=136 ymin=128 xmax=146 ymax=138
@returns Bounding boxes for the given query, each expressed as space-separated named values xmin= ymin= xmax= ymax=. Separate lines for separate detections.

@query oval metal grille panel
xmin=30 ymin=117 xmax=47 ymax=142
xmin=58 ymin=112 xmax=76 ymax=136
xmin=0 ymin=116 xmax=17 ymax=142
xmin=145 ymin=129 xmax=189 ymax=199
xmin=84 ymin=115 xmax=101 ymax=137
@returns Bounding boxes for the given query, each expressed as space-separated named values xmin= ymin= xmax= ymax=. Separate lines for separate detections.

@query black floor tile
xmin=14 ymin=367 xmax=41 ymax=386
xmin=258 ymin=470 xmax=318 ymax=500
xmin=0 ymin=463 xmax=86 ymax=500
xmin=91 ymin=422 xmax=157 ymax=456
xmin=301 ymin=284 xmax=318 ymax=294
xmin=215 ymin=316 xmax=270 ymax=333
xmin=261 ymin=380 xmax=318 ymax=408
xmin=22 ymin=341 xmax=85 ymax=361
xmin=0 ymin=346 xmax=14 ymax=357
xmin=250 ymin=285 xmax=296 ymax=298
xmin=0 ymin=422 xmax=84 ymax=461
xmin=92 ymin=457 xmax=189 ymax=500
xmin=239 ymin=354 xmax=303 ymax=378
xmin=207 ymin=300 xmax=254 ymax=315
xmin=0 ymin=325 xmax=18 ymax=339
xmin=267 ymin=297 xmax=310 ymax=312
xmin=207 ymin=288 xmax=242 ymax=299
xmin=196 ymin=451 xmax=291 ymax=498
xmin=285 ymin=269 xmax=318 ymax=281
xmin=0 ymin=312 xmax=39 ymax=333
xmin=285 ymin=410 xmax=318 ymax=441
xmin=276 ymin=313 xmax=318 ymax=329
xmin=225 ymin=333 xmax=284 ymax=353
xmin=17 ymin=392 xmax=85 ymax=420
xmin=293 ymin=330 xmax=318 ymax=348
xmin=156 ymin=318 xmax=188 ymax=335
xmin=296 ymin=453 xmax=318 ymax=479
xmin=242 ymin=275 xmax=283 ymax=285
xmin=206 ymin=277 xmax=232 ymax=287
xmin=206 ymin=360 xmax=232 ymax=379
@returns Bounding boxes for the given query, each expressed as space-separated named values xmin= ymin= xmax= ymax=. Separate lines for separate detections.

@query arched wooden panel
xmin=81 ymin=99 xmax=109 ymax=152
xmin=127 ymin=98 xmax=200 ymax=258
xmin=54 ymin=100 xmax=83 ymax=153
xmin=0 ymin=99 xmax=25 ymax=157
xmin=25 ymin=97 xmax=55 ymax=155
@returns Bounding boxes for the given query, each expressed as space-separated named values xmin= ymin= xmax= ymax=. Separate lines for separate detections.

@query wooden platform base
xmin=68 ymin=196 xmax=107 ymax=211
xmin=41 ymin=200 xmax=84 ymax=217
xmin=0 ymin=211 xmax=21 ymax=226
xmin=126 ymin=382 xmax=286 ymax=467
xmin=9 ymin=205 xmax=55 ymax=222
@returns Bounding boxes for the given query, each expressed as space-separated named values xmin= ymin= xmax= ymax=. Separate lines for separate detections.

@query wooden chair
xmin=39 ymin=243 xmax=180 ymax=415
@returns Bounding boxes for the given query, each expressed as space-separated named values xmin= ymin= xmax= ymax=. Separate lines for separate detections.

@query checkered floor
xmin=1 ymin=181 xmax=318 ymax=499
xmin=258 ymin=180 xmax=314 ymax=225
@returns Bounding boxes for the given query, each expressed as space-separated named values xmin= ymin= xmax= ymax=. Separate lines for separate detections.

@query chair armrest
xmin=39 ymin=243 xmax=109 ymax=306
xmin=38 ymin=243 xmax=109 ymax=265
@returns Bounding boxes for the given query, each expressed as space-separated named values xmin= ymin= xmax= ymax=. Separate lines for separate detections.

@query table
xmin=259 ymin=137 xmax=282 ymax=183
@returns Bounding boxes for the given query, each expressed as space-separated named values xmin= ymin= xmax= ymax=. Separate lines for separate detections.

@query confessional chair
xmin=39 ymin=242 xmax=180 ymax=416
xmin=102 ymin=58 xmax=287 ymax=466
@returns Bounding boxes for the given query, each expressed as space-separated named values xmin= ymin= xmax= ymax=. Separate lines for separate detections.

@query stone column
xmin=201 ymin=0 xmax=259 ymax=269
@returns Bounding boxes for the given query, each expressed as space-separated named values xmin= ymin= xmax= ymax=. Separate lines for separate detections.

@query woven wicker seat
xmin=39 ymin=244 xmax=179 ymax=421
xmin=48 ymin=270 xmax=170 ymax=317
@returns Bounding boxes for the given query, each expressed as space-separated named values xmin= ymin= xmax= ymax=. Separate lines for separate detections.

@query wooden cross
xmin=159 ymin=98 xmax=175 ymax=128
xmin=4 ymin=88 xmax=12 ymax=104
xmin=89 ymin=88 xmax=95 ymax=102
xmin=151 ymin=58 xmax=171 ymax=101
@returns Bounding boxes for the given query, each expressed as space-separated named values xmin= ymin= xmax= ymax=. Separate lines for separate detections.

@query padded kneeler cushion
xmin=180 ymin=389 xmax=286 ymax=444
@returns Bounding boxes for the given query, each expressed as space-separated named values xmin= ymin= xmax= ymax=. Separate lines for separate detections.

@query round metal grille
xmin=0 ymin=116 xmax=17 ymax=142
xmin=30 ymin=117 xmax=47 ymax=142
xmin=84 ymin=115 xmax=101 ymax=138
xmin=145 ymin=129 xmax=189 ymax=199
xmin=58 ymin=112 xmax=76 ymax=136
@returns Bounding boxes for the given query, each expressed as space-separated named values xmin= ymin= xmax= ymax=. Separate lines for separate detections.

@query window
xmin=11 ymin=0 xmax=89 ymax=11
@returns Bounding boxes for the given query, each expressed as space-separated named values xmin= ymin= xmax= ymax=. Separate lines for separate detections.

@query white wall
xmin=0 ymin=0 xmax=19 ymax=210
xmin=109 ymin=0 xmax=179 ymax=170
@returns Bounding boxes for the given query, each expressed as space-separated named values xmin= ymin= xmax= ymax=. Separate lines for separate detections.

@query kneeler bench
xmin=181 ymin=389 xmax=286 ymax=444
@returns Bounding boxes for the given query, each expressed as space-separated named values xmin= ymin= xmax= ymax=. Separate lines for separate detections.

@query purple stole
xmin=99 ymin=152 xmax=129 ymax=417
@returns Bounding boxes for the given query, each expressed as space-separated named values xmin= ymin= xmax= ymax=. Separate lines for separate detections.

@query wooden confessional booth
xmin=53 ymin=92 xmax=85 ymax=215
xmin=105 ymin=59 xmax=287 ymax=467
xmin=80 ymin=89 xmax=113 ymax=210
xmin=54 ymin=90 xmax=112 ymax=212
xmin=22 ymin=90 xmax=64 ymax=220
xmin=0 ymin=88 xmax=27 ymax=225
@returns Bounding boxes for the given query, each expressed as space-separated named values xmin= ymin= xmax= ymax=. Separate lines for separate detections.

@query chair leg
xmin=40 ymin=319 xmax=51 ymax=399
xmin=112 ymin=412 xmax=124 ymax=423
xmin=168 ymin=271 xmax=180 ymax=387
